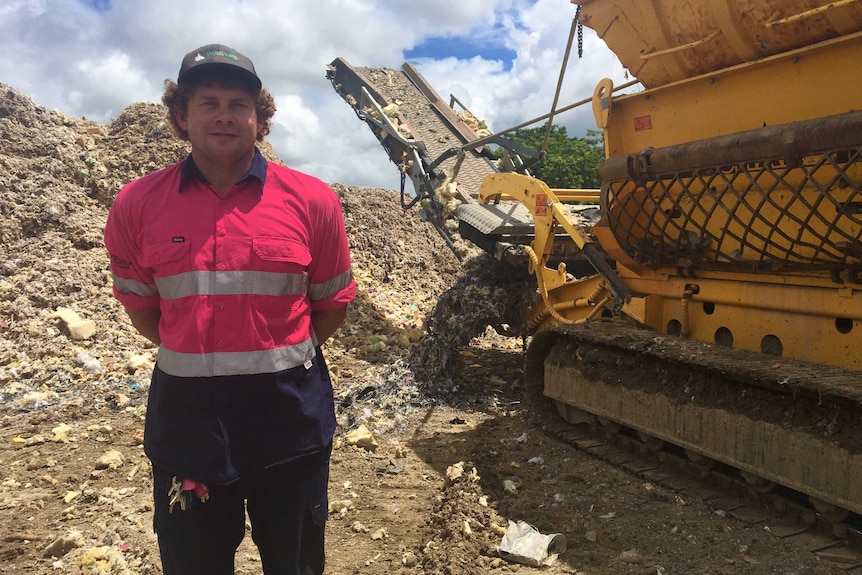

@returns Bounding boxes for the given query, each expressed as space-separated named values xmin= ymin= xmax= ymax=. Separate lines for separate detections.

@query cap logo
xmin=204 ymin=49 xmax=239 ymax=62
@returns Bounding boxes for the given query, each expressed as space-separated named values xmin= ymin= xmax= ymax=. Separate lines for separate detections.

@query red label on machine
xmin=634 ymin=115 xmax=653 ymax=131
xmin=536 ymin=194 xmax=548 ymax=216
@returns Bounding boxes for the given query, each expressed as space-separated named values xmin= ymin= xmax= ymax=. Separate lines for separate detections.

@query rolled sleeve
xmin=104 ymin=183 xmax=161 ymax=311
xmin=310 ymin=269 xmax=356 ymax=310
xmin=308 ymin=190 xmax=356 ymax=311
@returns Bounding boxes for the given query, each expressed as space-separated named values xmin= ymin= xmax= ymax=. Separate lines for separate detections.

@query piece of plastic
xmin=497 ymin=520 xmax=567 ymax=567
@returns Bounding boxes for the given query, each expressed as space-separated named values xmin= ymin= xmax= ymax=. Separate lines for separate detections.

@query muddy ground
xmin=0 ymin=84 xmax=849 ymax=574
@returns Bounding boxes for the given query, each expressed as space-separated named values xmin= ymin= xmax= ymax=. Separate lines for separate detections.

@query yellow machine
xmin=329 ymin=0 xmax=862 ymax=522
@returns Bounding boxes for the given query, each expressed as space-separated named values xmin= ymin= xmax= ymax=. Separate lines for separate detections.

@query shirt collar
xmin=179 ymin=147 xmax=268 ymax=192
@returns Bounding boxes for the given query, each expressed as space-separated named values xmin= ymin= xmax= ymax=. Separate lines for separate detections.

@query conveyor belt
xmin=352 ymin=63 xmax=497 ymax=200
xmin=327 ymin=57 xmax=538 ymax=233
xmin=327 ymin=57 xmax=605 ymax=267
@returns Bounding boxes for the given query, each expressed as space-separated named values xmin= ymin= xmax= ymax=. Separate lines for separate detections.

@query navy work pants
xmin=152 ymin=447 xmax=330 ymax=575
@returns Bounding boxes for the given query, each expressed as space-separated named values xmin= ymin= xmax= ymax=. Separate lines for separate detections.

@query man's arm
xmin=311 ymin=306 xmax=348 ymax=344
xmin=126 ymin=308 xmax=162 ymax=346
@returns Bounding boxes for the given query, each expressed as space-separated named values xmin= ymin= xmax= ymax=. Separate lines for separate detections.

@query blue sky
xmin=2 ymin=0 xmax=630 ymax=189
xmin=406 ymin=20 xmax=520 ymax=72
xmin=407 ymin=37 xmax=518 ymax=71
xmin=85 ymin=0 xmax=112 ymax=11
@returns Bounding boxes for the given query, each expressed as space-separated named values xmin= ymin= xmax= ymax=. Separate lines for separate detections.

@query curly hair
xmin=162 ymin=68 xmax=277 ymax=141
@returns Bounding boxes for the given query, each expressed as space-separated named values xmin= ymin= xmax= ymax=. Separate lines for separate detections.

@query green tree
xmin=500 ymin=125 xmax=604 ymax=189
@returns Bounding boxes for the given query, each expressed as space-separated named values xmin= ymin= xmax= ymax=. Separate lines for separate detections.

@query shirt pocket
xmin=252 ymin=236 xmax=311 ymax=271
xmin=252 ymin=236 xmax=311 ymax=307
xmin=139 ymin=241 xmax=193 ymax=305
xmin=139 ymin=240 xmax=191 ymax=276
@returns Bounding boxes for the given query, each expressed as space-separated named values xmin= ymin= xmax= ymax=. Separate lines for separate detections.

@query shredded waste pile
xmin=411 ymin=259 xmax=534 ymax=382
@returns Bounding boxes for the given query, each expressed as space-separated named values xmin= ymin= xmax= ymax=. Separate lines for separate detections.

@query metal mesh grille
xmin=604 ymin=147 xmax=862 ymax=275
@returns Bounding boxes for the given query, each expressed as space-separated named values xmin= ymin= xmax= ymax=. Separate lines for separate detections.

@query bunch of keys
xmin=168 ymin=476 xmax=210 ymax=513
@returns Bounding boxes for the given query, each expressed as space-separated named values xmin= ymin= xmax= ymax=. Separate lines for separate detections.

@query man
xmin=104 ymin=44 xmax=355 ymax=575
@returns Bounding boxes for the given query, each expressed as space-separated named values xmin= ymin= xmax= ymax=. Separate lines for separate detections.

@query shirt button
xmin=218 ymin=302 xmax=225 ymax=310
xmin=216 ymin=263 xmax=226 ymax=271
xmin=218 ymin=228 xmax=226 ymax=236
xmin=217 ymin=340 xmax=224 ymax=347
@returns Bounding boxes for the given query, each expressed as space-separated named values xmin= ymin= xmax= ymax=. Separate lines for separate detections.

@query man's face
xmin=175 ymin=84 xmax=259 ymax=164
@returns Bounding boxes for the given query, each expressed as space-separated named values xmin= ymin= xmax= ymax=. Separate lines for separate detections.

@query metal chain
xmin=576 ymin=5 xmax=584 ymax=58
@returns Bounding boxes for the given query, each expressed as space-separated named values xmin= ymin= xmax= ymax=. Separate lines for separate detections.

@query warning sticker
xmin=536 ymin=194 xmax=548 ymax=216
xmin=634 ymin=116 xmax=653 ymax=131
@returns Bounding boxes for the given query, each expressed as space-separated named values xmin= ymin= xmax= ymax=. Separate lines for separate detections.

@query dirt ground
xmin=0 ymin=84 xmax=848 ymax=574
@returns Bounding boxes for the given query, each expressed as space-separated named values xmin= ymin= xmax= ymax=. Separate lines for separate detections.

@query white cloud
xmin=72 ymin=51 xmax=157 ymax=121
xmin=412 ymin=0 xmax=631 ymax=142
xmin=0 ymin=0 xmax=629 ymax=189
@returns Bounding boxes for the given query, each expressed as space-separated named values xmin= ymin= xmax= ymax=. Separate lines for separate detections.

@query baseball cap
xmin=177 ymin=44 xmax=261 ymax=90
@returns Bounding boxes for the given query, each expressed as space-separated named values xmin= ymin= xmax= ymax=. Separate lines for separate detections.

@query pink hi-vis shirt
xmin=104 ymin=150 xmax=355 ymax=378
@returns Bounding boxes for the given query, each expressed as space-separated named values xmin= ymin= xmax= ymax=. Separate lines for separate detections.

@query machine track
xmin=525 ymin=322 xmax=862 ymax=546
xmin=538 ymin=416 xmax=862 ymax=570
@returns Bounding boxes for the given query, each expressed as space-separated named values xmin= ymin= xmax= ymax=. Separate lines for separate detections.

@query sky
xmin=1 ymin=0 xmax=633 ymax=190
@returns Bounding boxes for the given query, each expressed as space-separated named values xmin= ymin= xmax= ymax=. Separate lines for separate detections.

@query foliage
xmin=499 ymin=125 xmax=604 ymax=189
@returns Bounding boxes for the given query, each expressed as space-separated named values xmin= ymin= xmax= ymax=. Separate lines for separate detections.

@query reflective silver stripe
xmin=154 ymin=270 xmax=308 ymax=300
xmin=309 ymin=268 xmax=353 ymax=301
xmin=156 ymin=338 xmax=317 ymax=377
xmin=112 ymin=274 xmax=158 ymax=297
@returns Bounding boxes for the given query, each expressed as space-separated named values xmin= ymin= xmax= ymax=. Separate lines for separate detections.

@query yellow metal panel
xmin=615 ymin=267 xmax=862 ymax=369
xmin=618 ymin=268 xmax=862 ymax=319
xmin=600 ymin=32 xmax=862 ymax=155
xmin=647 ymin=295 xmax=861 ymax=369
